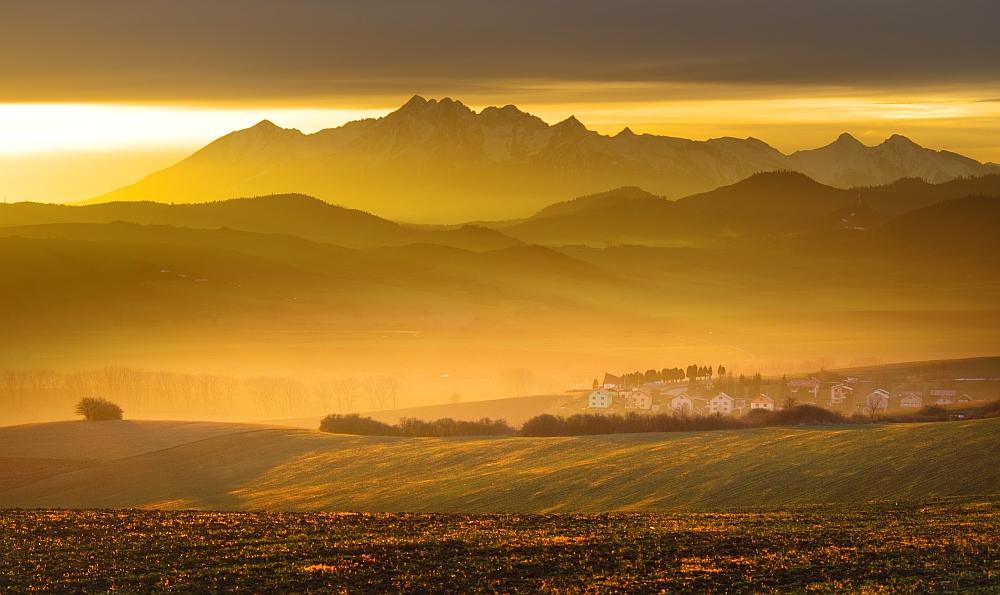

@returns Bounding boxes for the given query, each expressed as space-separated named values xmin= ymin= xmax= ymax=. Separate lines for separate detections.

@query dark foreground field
xmin=2 ymin=498 xmax=999 ymax=594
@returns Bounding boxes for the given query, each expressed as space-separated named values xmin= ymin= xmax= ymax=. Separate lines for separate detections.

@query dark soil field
xmin=3 ymin=498 xmax=999 ymax=594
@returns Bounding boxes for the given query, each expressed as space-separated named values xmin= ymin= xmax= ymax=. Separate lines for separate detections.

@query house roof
xmin=603 ymin=373 xmax=621 ymax=384
xmin=789 ymin=378 xmax=820 ymax=388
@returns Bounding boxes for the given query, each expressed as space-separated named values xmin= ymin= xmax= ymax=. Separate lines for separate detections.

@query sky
xmin=2 ymin=0 xmax=998 ymax=203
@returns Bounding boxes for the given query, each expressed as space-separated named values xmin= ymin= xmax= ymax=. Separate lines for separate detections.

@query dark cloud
xmin=1 ymin=0 xmax=997 ymax=102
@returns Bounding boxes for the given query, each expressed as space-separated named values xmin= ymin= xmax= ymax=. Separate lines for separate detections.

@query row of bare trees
xmin=0 ymin=367 xmax=403 ymax=420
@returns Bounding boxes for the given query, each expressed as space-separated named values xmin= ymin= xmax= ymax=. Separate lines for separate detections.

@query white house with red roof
xmin=750 ymin=394 xmax=774 ymax=411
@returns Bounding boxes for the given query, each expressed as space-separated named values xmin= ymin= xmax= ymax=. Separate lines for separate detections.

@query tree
xmin=314 ymin=380 xmax=335 ymax=414
xmin=333 ymin=378 xmax=360 ymax=412
xmin=74 ymin=397 xmax=123 ymax=421
xmin=779 ymin=375 xmax=792 ymax=407
xmin=864 ymin=392 xmax=887 ymax=422
xmin=718 ymin=365 xmax=726 ymax=377
xmin=592 ymin=378 xmax=599 ymax=390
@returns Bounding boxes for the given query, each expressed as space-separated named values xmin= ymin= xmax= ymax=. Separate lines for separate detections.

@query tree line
xmin=0 ymin=366 xmax=402 ymax=421
xmin=609 ymin=364 xmax=726 ymax=389
xmin=319 ymin=414 xmax=515 ymax=437
xmin=319 ymin=404 xmax=863 ymax=438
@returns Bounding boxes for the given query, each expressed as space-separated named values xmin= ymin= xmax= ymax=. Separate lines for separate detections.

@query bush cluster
xmin=319 ymin=414 xmax=515 ymax=437
xmin=520 ymin=412 xmax=746 ymax=436
xmin=74 ymin=397 xmax=123 ymax=421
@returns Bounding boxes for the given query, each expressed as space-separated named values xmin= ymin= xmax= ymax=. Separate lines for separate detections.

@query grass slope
xmin=1 ymin=419 xmax=998 ymax=513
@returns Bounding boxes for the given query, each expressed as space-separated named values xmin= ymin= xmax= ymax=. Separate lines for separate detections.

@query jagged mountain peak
xmin=87 ymin=95 xmax=1000 ymax=222
xmin=831 ymin=132 xmax=866 ymax=148
xmin=552 ymin=115 xmax=588 ymax=132
xmin=882 ymin=134 xmax=920 ymax=148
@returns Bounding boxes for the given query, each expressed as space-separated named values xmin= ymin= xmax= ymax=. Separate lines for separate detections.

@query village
xmin=585 ymin=370 xmax=989 ymax=418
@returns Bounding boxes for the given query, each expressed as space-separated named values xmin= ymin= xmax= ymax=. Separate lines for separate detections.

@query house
xmin=602 ymin=373 xmax=621 ymax=390
xmin=733 ymin=399 xmax=746 ymax=414
xmin=930 ymin=389 xmax=956 ymax=399
xmin=789 ymin=378 xmax=820 ymax=400
xmin=622 ymin=389 xmax=653 ymax=411
xmin=865 ymin=389 xmax=890 ymax=411
xmin=588 ymin=389 xmax=613 ymax=409
xmin=934 ymin=396 xmax=954 ymax=406
xmin=708 ymin=392 xmax=734 ymax=415
xmin=899 ymin=391 xmax=923 ymax=409
xmin=829 ymin=383 xmax=854 ymax=405
xmin=958 ymin=394 xmax=976 ymax=403
xmin=651 ymin=402 xmax=662 ymax=413
xmin=750 ymin=394 xmax=774 ymax=411
xmin=670 ymin=394 xmax=693 ymax=415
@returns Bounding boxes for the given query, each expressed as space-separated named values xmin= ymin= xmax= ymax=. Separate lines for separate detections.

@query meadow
xmin=3 ymin=497 xmax=999 ymax=593
xmin=2 ymin=418 xmax=999 ymax=513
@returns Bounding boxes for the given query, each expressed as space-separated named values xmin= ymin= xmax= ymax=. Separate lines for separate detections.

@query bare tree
xmin=334 ymin=378 xmax=360 ymax=413
xmin=363 ymin=376 xmax=382 ymax=410
xmin=382 ymin=376 xmax=400 ymax=409
xmin=864 ymin=391 xmax=888 ymax=422
xmin=314 ymin=380 xmax=335 ymax=414
xmin=245 ymin=377 xmax=280 ymax=417
xmin=276 ymin=377 xmax=306 ymax=416
xmin=501 ymin=368 xmax=532 ymax=397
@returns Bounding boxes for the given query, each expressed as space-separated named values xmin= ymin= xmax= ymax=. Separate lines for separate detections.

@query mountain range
xmin=85 ymin=96 xmax=1000 ymax=223
xmin=9 ymin=171 xmax=999 ymax=257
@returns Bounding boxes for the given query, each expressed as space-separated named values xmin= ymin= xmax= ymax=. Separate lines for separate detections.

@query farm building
xmin=602 ymin=373 xmax=621 ymax=389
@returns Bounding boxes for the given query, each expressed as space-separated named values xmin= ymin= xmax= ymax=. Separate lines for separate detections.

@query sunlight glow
xmin=0 ymin=104 xmax=388 ymax=154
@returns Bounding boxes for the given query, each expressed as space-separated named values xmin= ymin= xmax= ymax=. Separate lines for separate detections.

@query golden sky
xmin=2 ymin=0 xmax=998 ymax=203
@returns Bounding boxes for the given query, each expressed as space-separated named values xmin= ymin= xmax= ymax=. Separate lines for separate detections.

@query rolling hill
xmin=498 ymin=171 xmax=1000 ymax=246
xmin=2 ymin=419 xmax=999 ymax=512
xmin=82 ymin=96 xmax=1000 ymax=222
xmin=0 ymin=194 xmax=520 ymax=251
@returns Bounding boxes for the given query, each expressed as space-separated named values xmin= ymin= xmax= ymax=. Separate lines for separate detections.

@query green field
xmin=2 ymin=418 xmax=999 ymax=513
xmin=3 ymin=498 xmax=999 ymax=594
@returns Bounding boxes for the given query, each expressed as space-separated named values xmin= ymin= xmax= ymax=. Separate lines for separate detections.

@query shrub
xmin=915 ymin=404 xmax=950 ymax=421
xmin=319 ymin=414 xmax=397 ymax=436
xmin=74 ymin=397 xmax=123 ymax=421
xmin=319 ymin=414 xmax=516 ymax=437
xmin=983 ymin=400 xmax=1000 ymax=419
xmin=397 ymin=417 xmax=515 ymax=437
xmin=749 ymin=404 xmax=849 ymax=426
xmin=519 ymin=412 xmax=746 ymax=437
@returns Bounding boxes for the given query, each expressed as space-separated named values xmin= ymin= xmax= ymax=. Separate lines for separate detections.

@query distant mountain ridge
xmin=0 ymin=194 xmax=520 ymax=251
xmin=84 ymin=96 xmax=1000 ymax=223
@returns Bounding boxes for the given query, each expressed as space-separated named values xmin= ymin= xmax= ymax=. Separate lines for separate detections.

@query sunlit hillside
xmin=2 ymin=418 xmax=999 ymax=512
